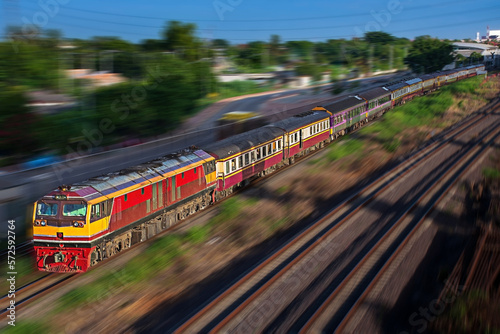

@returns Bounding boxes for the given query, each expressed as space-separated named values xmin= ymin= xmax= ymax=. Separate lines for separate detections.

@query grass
xmin=57 ymin=233 xmax=189 ymax=311
xmin=196 ymin=81 xmax=273 ymax=109
xmin=324 ymin=136 xmax=364 ymax=162
xmin=56 ymin=195 xmax=261 ymax=311
xmin=358 ymin=78 xmax=482 ymax=153
xmin=1 ymin=320 xmax=51 ymax=334
xmin=269 ymin=218 xmax=289 ymax=233
xmin=483 ymin=167 xmax=500 ymax=180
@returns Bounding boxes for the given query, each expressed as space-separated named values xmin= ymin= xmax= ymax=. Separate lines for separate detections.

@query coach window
xmin=278 ymin=140 xmax=281 ymax=150
xmin=256 ymin=148 xmax=261 ymax=160
xmin=231 ymin=159 xmax=236 ymax=171
xmin=294 ymin=133 xmax=298 ymax=142
xmin=245 ymin=153 xmax=249 ymax=165
xmin=238 ymin=156 xmax=243 ymax=169
xmin=251 ymin=151 xmax=256 ymax=162
xmin=226 ymin=161 xmax=230 ymax=174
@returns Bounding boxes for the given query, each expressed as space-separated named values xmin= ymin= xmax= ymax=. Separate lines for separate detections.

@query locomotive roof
xmin=66 ymin=149 xmax=212 ymax=200
xmin=322 ymin=96 xmax=365 ymax=113
xmin=268 ymin=110 xmax=330 ymax=132
xmin=356 ymin=87 xmax=390 ymax=101
xmin=202 ymin=126 xmax=284 ymax=159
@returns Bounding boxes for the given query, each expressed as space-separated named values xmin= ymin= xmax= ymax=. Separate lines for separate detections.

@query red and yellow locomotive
xmin=33 ymin=150 xmax=217 ymax=272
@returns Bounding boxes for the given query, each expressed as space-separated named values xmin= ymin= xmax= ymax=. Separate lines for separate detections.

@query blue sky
xmin=2 ymin=0 xmax=500 ymax=43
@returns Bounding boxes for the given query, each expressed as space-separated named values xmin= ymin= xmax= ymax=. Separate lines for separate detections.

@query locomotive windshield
xmin=63 ymin=204 xmax=87 ymax=217
xmin=37 ymin=202 xmax=58 ymax=216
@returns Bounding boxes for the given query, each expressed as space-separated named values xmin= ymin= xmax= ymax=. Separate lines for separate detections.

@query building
xmin=65 ymin=69 xmax=127 ymax=88
xmin=453 ymin=42 xmax=498 ymax=62
xmin=476 ymin=26 xmax=500 ymax=42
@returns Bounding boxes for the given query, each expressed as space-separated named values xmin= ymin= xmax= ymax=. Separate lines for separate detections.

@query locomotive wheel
xmin=106 ymin=242 xmax=114 ymax=258
xmin=123 ymin=237 xmax=131 ymax=249
xmin=90 ymin=250 xmax=99 ymax=266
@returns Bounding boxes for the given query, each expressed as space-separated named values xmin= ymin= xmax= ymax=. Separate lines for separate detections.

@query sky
xmin=1 ymin=0 xmax=500 ymax=43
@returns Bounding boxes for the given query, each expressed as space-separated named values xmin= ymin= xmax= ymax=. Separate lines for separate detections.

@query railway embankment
xmin=3 ymin=75 xmax=500 ymax=334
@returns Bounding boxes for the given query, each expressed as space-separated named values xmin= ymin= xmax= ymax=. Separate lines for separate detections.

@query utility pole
xmin=389 ymin=45 xmax=393 ymax=70
xmin=369 ymin=44 xmax=373 ymax=75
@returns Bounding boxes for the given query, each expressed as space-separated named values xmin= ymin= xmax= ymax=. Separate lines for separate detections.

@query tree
xmin=140 ymin=39 xmax=165 ymax=52
xmin=470 ymin=52 xmax=484 ymax=64
xmin=212 ymin=39 xmax=229 ymax=49
xmin=364 ymin=32 xmax=395 ymax=44
xmin=404 ymin=36 xmax=454 ymax=73
xmin=295 ymin=62 xmax=323 ymax=81
xmin=285 ymin=41 xmax=314 ymax=61
xmin=0 ymin=85 xmax=41 ymax=156
xmin=162 ymin=21 xmax=203 ymax=61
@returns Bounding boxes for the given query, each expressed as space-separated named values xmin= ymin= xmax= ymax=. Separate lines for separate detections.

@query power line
xmin=3 ymin=14 xmax=498 ymax=43
xmin=40 ymin=5 xmax=500 ymax=32
xmin=17 ymin=0 xmax=477 ymax=23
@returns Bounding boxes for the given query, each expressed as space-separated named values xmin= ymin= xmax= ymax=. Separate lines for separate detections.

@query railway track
xmin=0 ymin=273 xmax=75 ymax=316
xmin=306 ymin=116 xmax=500 ymax=333
xmin=172 ymin=100 xmax=500 ymax=333
xmin=0 ymin=240 xmax=33 ymax=260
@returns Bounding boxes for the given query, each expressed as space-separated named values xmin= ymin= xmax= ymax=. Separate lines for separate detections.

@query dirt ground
xmin=8 ymin=76 xmax=500 ymax=333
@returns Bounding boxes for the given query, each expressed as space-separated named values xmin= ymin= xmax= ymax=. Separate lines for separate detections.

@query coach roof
xmin=385 ymin=81 xmax=408 ymax=91
xmin=356 ymin=87 xmax=390 ymax=101
xmin=322 ymin=96 xmax=365 ymax=113
xmin=202 ymin=126 xmax=284 ymax=159
xmin=268 ymin=110 xmax=330 ymax=133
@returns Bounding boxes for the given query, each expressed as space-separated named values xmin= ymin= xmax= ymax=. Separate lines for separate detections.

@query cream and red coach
xmin=202 ymin=111 xmax=331 ymax=199
xmin=33 ymin=150 xmax=216 ymax=272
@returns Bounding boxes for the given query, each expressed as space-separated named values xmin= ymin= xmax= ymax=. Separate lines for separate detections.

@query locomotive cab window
xmin=91 ymin=204 xmax=101 ymax=221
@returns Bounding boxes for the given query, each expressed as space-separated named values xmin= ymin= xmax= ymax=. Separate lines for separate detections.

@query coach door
xmin=152 ymin=181 xmax=162 ymax=211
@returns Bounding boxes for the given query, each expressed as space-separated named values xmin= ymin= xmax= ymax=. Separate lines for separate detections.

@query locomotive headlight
xmin=40 ymin=221 xmax=46 ymax=226
xmin=34 ymin=221 xmax=40 ymax=226
xmin=73 ymin=221 xmax=85 ymax=227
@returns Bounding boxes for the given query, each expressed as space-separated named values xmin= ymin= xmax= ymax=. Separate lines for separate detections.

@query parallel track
xmin=173 ymin=98 xmax=500 ymax=333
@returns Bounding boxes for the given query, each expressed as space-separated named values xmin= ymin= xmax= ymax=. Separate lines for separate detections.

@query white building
xmin=453 ymin=42 xmax=498 ymax=59
xmin=487 ymin=28 xmax=500 ymax=40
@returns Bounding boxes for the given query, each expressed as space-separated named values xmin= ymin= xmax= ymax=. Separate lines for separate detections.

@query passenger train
xmin=32 ymin=64 xmax=485 ymax=272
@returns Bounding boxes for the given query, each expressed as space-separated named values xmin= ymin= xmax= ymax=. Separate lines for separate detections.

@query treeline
xmin=0 ymin=22 xmax=463 ymax=165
